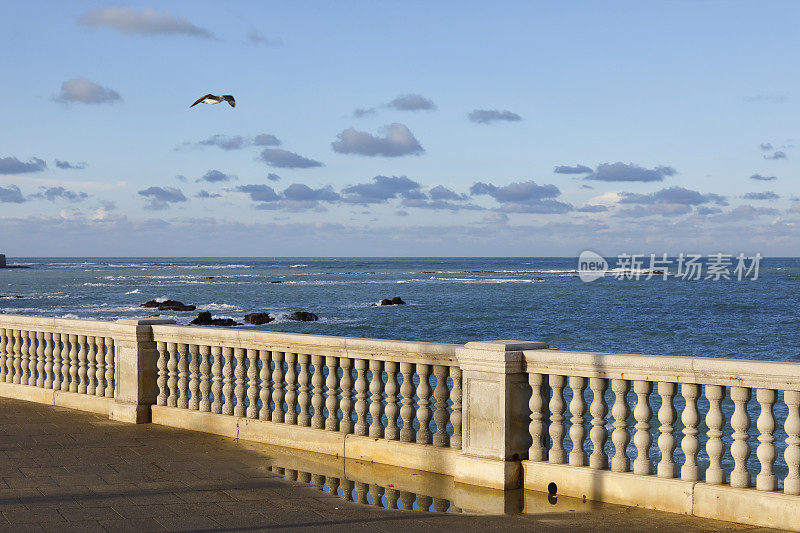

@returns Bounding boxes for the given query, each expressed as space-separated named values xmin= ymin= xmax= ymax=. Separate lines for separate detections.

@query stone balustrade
xmin=0 ymin=315 xmax=117 ymax=413
xmin=0 ymin=312 xmax=798 ymax=530
xmin=523 ymin=348 xmax=800 ymax=530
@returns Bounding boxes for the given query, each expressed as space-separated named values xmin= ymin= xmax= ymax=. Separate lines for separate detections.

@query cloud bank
xmin=332 ymin=124 xmax=424 ymax=157
xmin=54 ymin=77 xmax=121 ymax=104
xmin=78 ymin=7 xmax=213 ymax=38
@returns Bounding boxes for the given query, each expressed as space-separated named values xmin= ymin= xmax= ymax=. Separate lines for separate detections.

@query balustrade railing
xmin=524 ymin=350 xmax=800 ymax=496
xmin=0 ymin=318 xmax=115 ymax=398
xmin=149 ymin=326 xmax=463 ymax=450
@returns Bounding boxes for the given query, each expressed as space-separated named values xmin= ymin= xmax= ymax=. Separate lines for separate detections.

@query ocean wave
xmin=200 ymin=303 xmax=240 ymax=311
xmin=290 ymin=264 xmax=308 ymax=268
xmin=125 ymin=289 xmax=140 ymax=294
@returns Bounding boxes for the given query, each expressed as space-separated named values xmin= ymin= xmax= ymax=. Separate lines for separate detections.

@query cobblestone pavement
xmin=0 ymin=398 xmax=776 ymax=532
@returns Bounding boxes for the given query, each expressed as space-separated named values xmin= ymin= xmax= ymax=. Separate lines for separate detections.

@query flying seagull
xmin=190 ymin=94 xmax=236 ymax=108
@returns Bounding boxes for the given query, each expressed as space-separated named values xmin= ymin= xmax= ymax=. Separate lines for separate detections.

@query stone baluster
xmin=43 ymin=332 xmax=54 ymax=389
xmin=528 ymin=373 xmax=545 ymax=461
xmin=222 ymin=347 xmax=234 ymax=415
xmin=589 ymin=377 xmax=609 ymax=469
xmin=20 ymin=330 xmax=30 ymax=384
xmin=730 ymin=386 xmax=752 ymax=488
xmin=156 ymin=341 xmax=168 ymax=405
xmin=681 ymin=384 xmax=700 ymax=481
xmin=311 ymin=354 xmax=325 ymax=429
xmin=326 ymin=356 xmax=340 ymax=431
xmin=450 ymin=367 xmax=462 ymax=450
xmin=198 ymin=345 xmax=211 ymax=412
xmin=5 ymin=330 xmax=14 ymax=383
xmin=166 ymin=342 xmax=178 ymax=406
xmin=28 ymin=331 xmax=39 ymax=386
xmin=12 ymin=330 xmax=23 ymax=384
xmin=339 ymin=358 xmax=354 ymax=434
xmin=94 ymin=337 xmax=105 ymax=396
xmin=433 ymin=365 xmax=449 ymax=447
xmin=385 ymin=488 xmax=399 ymax=509
xmin=704 ymin=385 xmax=725 ymax=484
xmin=399 ymin=491 xmax=415 ymax=510
xmin=76 ymin=334 xmax=89 ymax=393
xmin=611 ymin=378 xmax=631 ymax=472
xmin=60 ymin=333 xmax=71 ymax=391
xmin=368 ymin=359 xmax=383 ymax=437
xmin=312 ymin=473 xmax=325 ymax=491
xmin=633 ymin=380 xmax=652 ymax=475
xmin=784 ymin=390 xmax=800 ymax=495
xmin=85 ymin=336 xmax=96 ymax=393
xmin=657 ymin=382 xmax=677 ymax=478
xmin=326 ymin=476 xmax=340 ymax=498
xmin=354 ymin=482 xmax=368 ymax=504
xmin=26 ymin=331 xmax=37 ymax=386
xmin=416 ymin=364 xmax=432 ymax=444
xmin=188 ymin=345 xmax=200 ymax=410
xmin=297 ymin=353 xmax=311 ymax=426
xmin=259 ymin=350 xmax=272 ymax=420
xmin=103 ymin=337 xmax=114 ymax=398
xmin=252 ymin=349 xmax=268 ymax=420
xmin=384 ymin=361 xmax=399 ymax=440
xmin=417 ymin=494 xmax=433 ymax=512
xmin=210 ymin=346 xmax=223 ymax=413
xmin=283 ymin=352 xmax=298 ymax=424
xmin=433 ymin=498 xmax=449 ymax=513
xmin=341 ymin=479 xmax=355 ymax=502
xmin=51 ymin=332 xmax=62 ymax=390
xmin=569 ymin=376 xmax=588 ymax=466
xmin=756 ymin=388 xmax=777 ymax=491
xmin=298 ymin=471 xmax=311 ymax=484
xmin=68 ymin=334 xmax=79 ymax=392
xmin=35 ymin=331 xmax=46 ymax=387
xmin=548 ymin=374 xmax=566 ymax=464
xmin=369 ymin=484 xmax=384 ymax=507
xmin=399 ymin=362 xmax=415 ymax=442
xmin=0 ymin=329 xmax=6 ymax=382
xmin=354 ymin=359 xmax=369 ymax=436
xmin=177 ymin=343 xmax=190 ymax=409
xmin=234 ymin=348 xmax=247 ymax=417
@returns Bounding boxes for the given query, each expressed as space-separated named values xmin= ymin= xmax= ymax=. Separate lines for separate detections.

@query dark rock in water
xmin=536 ymin=277 xmax=544 ymax=281
xmin=149 ymin=314 xmax=160 ymax=317
xmin=286 ymin=311 xmax=319 ymax=322
xmin=140 ymin=300 xmax=196 ymax=312
xmin=270 ymin=280 xmax=283 ymax=284
xmin=244 ymin=312 xmax=274 ymax=325
xmin=203 ymin=276 xmax=215 ymax=280
xmin=190 ymin=311 xmax=239 ymax=327
xmin=377 ymin=297 xmax=406 ymax=306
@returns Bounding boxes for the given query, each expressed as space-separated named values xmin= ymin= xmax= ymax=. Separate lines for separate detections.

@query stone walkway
xmin=0 ymin=398 xmax=777 ymax=532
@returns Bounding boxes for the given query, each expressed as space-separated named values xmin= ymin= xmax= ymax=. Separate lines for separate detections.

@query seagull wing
xmin=190 ymin=94 xmax=214 ymax=108
xmin=223 ymin=95 xmax=236 ymax=108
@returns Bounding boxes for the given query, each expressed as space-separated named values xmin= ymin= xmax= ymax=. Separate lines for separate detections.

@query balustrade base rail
xmin=0 ymin=381 xmax=113 ymax=415
xmin=151 ymin=404 xmax=459 ymax=477
xmin=523 ymin=461 xmax=800 ymax=531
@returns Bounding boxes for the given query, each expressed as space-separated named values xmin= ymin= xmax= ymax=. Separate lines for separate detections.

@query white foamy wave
xmin=58 ymin=314 xmax=79 ymax=319
xmin=290 ymin=264 xmax=308 ymax=268
xmin=125 ymin=289 xmax=140 ymax=295
xmin=201 ymin=303 xmax=240 ymax=311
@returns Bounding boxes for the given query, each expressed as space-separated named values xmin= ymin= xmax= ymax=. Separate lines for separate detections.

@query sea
xmin=1 ymin=256 xmax=798 ymax=362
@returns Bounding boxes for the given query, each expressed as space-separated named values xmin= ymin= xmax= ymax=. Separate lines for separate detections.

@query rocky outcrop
xmin=285 ymin=311 xmax=319 ymax=322
xmin=377 ymin=297 xmax=406 ymax=306
xmin=190 ymin=311 xmax=239 ymax=327
xmin=244 ymin=312 xmax=274 ymax=325
xmin=140 ymin=300 xmax=196 ymax=312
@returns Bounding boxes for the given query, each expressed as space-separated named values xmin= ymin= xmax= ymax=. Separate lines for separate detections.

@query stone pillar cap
xmin=463 ymin=340 xmax=549 ymax=351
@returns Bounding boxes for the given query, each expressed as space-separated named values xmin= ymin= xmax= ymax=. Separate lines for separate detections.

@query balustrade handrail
xmin=0 ymin=313 xmax=116 ymax=338
xmin=150 ymin=324 xmax=460 ymax=366
xmin=524 ymin=349 xmax=800 ymax=390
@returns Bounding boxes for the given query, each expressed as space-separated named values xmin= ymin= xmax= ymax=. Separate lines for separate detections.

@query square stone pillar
xmin=108 ymin=319 xmax=175 ymax=424
xmin=454 ymin=340 xmax=548 ymax=489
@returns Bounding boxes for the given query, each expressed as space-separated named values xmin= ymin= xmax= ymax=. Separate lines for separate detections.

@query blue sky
xmin=1 ymin=1 xmax=798 ymax=256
